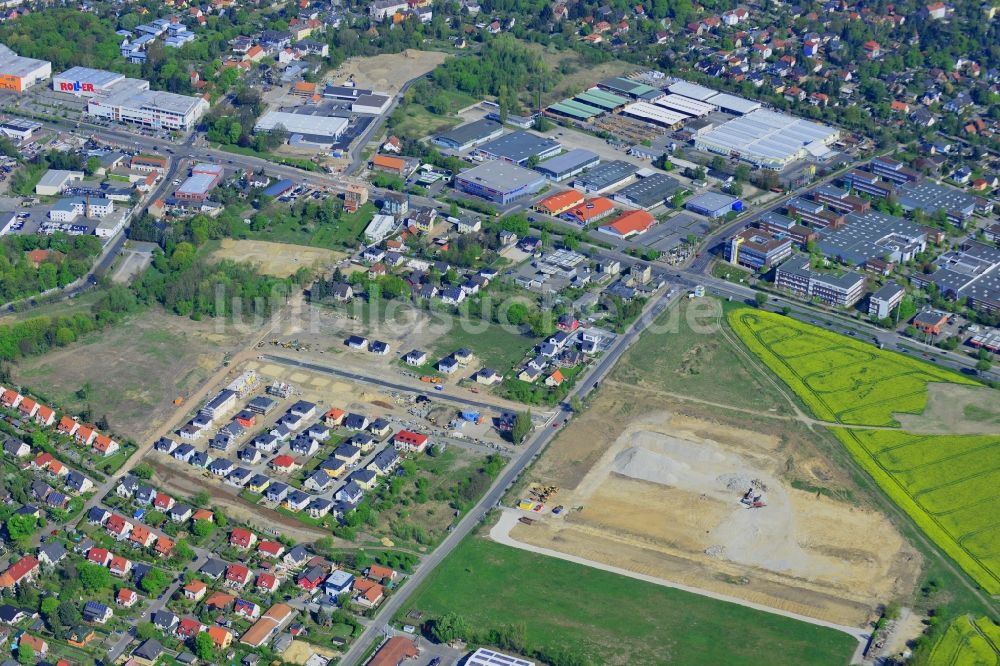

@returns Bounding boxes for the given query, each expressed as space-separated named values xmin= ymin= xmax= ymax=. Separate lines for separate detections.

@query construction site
xmin=507 ymin=409 xmax=921 ymax=627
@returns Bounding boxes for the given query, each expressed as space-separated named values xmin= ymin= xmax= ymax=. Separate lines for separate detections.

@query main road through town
xmin=336 ymin=284 xmax=679 ymax=666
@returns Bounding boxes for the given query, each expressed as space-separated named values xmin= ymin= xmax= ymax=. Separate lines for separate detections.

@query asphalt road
xmin=260 ymin=354 xmax=530 ymax=417
xmin=336 ymin=284 xmax=679 ymax=666
xmin=105 ymin=553 xmax=210 ymax=662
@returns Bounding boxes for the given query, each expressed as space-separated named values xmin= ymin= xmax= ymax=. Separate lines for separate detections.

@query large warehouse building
xmin=472 ymin=131 xmax=561 ymax=166
xmin=534 ymin=148 xmax=599 ymax=182
xmin=254 ymin=111 xmax=348 ymax=146
xmin=432 ymin=118 xmax=503 ymax=151
xmin=454 ymin=161 xmax=546 ymax=204
xmin=88 ymin=86 xmax=209 ymax=131
xmin=52 ymin=66 xmax=129 ymax=96
xmin=694 ymin=109 xmax=839 ymax=170
xmin=0 ymin=44 xmax=51 ymax=93
xmin=56 ymin=67 xmax=209 ymax=130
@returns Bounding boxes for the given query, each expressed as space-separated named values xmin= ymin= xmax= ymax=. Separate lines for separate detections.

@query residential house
xmin=109 ymin=556 xmax=132 ymax=578
xmin=230 ymin=528 xmax=258 ymax=550
xmin=335 ymin=481 xmax=364 ymax=505
xmin=83 ymin=601 xmax=112 ymax=624
xmin=296 ymin=565 xmax=326 ymax=592
xmin=65 ymin=471 xmax=93 ymax=494
xmin=183 ymin=581 xmax=207 ymax=602
xmin=117 ymin=588 xmax=139 ymax=608
xmin=225 ymin=563 xmax=252 ymax=589
xmin=169 ymin=504 xmax=193 ymax=523
xmin=352 ymin=578 xmax=384 ymax=608
xmin=283 ymin=546 xmax=309 ymax=569
xmin=392 ymin=430 xmax=429 ymax=454
xmin=37 ymin=543 xmax=66 ymax=567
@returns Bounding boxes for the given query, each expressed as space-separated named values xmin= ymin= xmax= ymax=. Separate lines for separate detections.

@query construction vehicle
xmin=173 ymin=396 xmax=185 ymax=405
xmin=739 ymin=487 xmax=767 ymax=508
xmin=529 ymin=485 xmax=559 ymax=503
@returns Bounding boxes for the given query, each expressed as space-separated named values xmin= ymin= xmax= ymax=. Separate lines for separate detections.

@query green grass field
xmin=432 ymin=319 xmax=536 ymax=374
xmin=729 ymin=310 xmax=1000 ymax=593
xmin=247 ymin=202 xmax=377 ymax=249
xmin=925 ymin=615 xmax=1000 ymax=665
xmin=401 ymin=537 xmax=857 ymax=666
xmin=612 ymin=299 xmax=792 ymax=414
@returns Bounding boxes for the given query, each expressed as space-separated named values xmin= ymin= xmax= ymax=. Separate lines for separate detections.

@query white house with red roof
xmin=230 ymin=528 xmax=257 ymax=550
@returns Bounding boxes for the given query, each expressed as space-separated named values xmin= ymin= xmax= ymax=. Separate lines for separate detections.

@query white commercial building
xmin=364 ymin=214 xmax=396 ymax=243
xmin=621 ymin=102 xmax=687 ymax=128
xmin=56 ymin=68 xmax=209 ymax=131
xmin=0 ymin=118 xmax=42 ymax=142
xmin=35 ymin=169 xmax=84 ymax=196
xmin=467 ymin=648 xmax=534 ymax=666
xmin=88 ymin=86 xmax=209 ymax=131
xmin=52 ymin=66 xmax=127 ymax=96
xmin=254 ymin=111 xmax=348 ymax=146
xmin=49 ymin=197 xmax=114 ymax=222
xmin=694 ymin=109 xmax=839 ymax=170
xmin=95 ymin=208 xmax=130 ymax=239
xmin=351 ymin=93 xmax=392 ymax=115
xmin=655 ymin=94 xmax=717 ymax=117
xmin=0 ymin=44 xmax=51 ymax=93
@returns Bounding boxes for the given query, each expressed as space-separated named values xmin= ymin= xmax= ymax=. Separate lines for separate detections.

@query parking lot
xmin=638 ymin=211 xmax=713 ymax=251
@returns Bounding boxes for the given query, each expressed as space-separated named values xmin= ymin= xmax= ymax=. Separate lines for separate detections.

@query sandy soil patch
xmin=328 ymin=50 xmax=448 ymax=94
xmin=516 ymin=409 xmax=920 ymax=627
xmin=894 ymin=382 xmax=1000 ymax=434
xmin=282 ymin=640 xmax=340 ymax=665
xmin=247 ymin=359 xmax=397 ymax=412
xmin=210 ymin=239 xmax=345 ymax=278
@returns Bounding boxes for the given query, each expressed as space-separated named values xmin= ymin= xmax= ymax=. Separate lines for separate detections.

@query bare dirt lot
xmin=14 ymin=309 xmax=253 ymax=441
xmin=328 ymin=50 xmax=449 ymax=94
xmin=516 ymin=406 xmax=919 ymax=627
xmin=210 ymin=239 xmax=345 ymax=278
xmin=894 ymin=382 xmax=1000 ymax=434
xmin=282 ymin=640 xmax=340 ymax=665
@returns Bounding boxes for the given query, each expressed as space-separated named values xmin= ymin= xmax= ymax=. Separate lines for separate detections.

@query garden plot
xmin=729 ymin=310 xmax=1000 ymax=594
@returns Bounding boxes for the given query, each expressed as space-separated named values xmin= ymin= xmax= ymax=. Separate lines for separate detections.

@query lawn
xmin=247 ymin=202 xmax=377 ymax=250
xmin=390 ymin=88 xmax=477 ymax=140
xmin=401 ymin=536 xmax=858 ymax=666
xmin=611 ymin=299 xmax=792 ymax=414
xmin=729 ymin=310 xmax=1000 ymax=594
xmin=432 ymin=319 xmax=536 ymax=374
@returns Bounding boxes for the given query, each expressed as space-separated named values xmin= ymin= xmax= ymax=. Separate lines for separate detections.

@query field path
xmin=602 ymin=380 xmax=900 ymax=431
xmin=489 ymin=509 xmax=870 ymax=662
